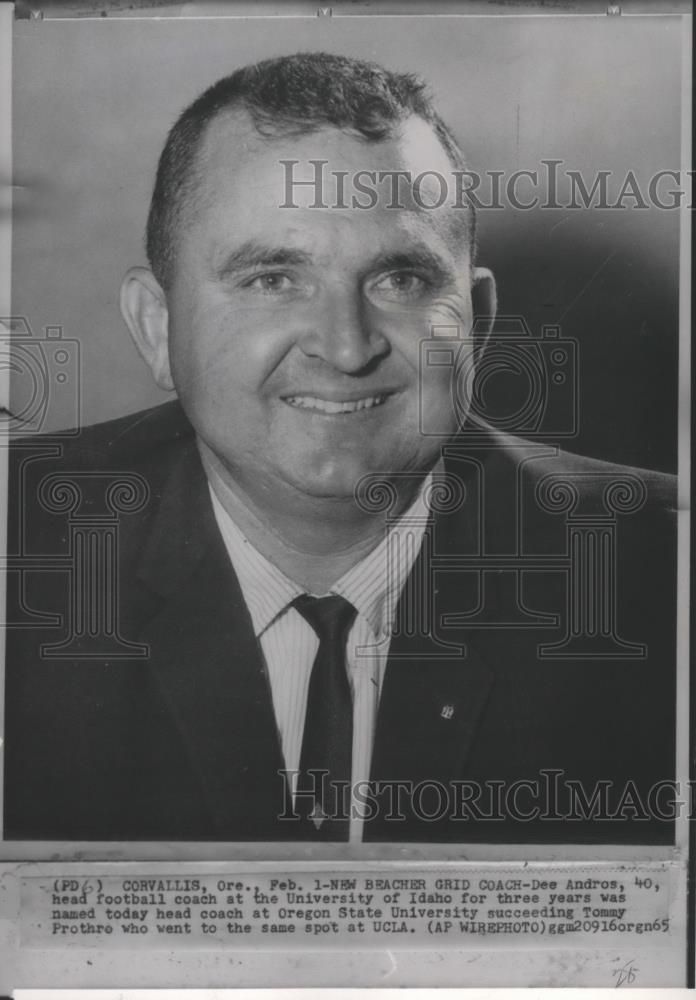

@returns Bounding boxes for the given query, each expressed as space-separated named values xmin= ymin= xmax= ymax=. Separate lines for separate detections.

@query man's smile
xmin=282 ymin=391 xmax=395 ymax=415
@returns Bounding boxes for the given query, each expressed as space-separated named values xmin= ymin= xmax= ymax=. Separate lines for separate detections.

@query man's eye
xmin=244 ymin=272 xmax=294 ymax=293
xmin=370 ymin=272 xmax=430 ymax=299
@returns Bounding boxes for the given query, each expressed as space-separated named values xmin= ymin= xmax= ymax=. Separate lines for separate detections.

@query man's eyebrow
xmin=364 ymin=248 xmax=456 ymax=281
xmin=212 ymin=240 xmax=313 ymax=279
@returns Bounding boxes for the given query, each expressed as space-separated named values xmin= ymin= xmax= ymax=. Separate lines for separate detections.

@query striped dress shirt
xmin=208 ymin=473 xmax=434 ymax=842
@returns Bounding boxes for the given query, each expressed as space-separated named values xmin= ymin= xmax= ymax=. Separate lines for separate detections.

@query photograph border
xmin=0 ymin=0 xmax=691 ymax=989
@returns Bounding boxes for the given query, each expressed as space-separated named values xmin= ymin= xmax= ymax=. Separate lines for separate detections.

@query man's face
xmin=163 ymin=112 xmax=484 ymax=507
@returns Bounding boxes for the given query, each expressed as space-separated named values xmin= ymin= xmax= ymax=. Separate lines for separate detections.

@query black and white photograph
xmin=0 ymin=0 xmax=691 ymax=989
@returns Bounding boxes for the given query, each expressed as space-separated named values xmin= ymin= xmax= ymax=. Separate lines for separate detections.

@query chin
xmin=285 ymin=456 xmax=377 ymax=502
xmin=290 ymin=472 xmax=365 ymax=502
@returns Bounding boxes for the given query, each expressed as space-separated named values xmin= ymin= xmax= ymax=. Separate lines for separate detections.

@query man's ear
xmin=471 ymin=266 xmax=497 ymax=362
xmin=119 ymin=266 xmax=175 ymax=391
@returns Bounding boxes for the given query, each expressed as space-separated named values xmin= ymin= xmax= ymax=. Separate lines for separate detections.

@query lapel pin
xmin=441 ymin=704 xmax=455 ymax=720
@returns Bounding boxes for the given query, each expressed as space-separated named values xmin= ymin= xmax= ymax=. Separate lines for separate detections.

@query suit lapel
xmin=370 ymin=534 xmax=494 ymax=792
xmin=369 ymin=430 xmax=563 ymax=803
xmin=370 ymin=439 xmax=498 ymax=793
xmin=127 ymin=440 xmax=289 ymax=839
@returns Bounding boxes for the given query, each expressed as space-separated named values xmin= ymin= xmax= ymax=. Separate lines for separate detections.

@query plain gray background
xmin=11 ymin=13 xmax=682 ymax=469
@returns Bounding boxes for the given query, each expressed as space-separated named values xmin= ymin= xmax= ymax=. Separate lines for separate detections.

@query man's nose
xmin=297 ymin=291 xmax=389 ymax=373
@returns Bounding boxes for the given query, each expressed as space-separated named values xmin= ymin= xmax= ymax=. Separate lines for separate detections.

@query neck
xmin=198 ymin=442 xmax=427 ymax=593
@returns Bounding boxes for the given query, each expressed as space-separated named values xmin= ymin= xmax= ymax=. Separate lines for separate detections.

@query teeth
xmin=285 ymin=394 xmax=387 ymax=414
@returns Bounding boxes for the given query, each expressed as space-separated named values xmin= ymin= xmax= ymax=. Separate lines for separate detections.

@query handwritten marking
xmin=613 ymin=959 xmax=638 ymax=987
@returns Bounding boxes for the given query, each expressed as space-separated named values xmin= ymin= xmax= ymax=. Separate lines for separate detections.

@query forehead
xmin=183 ymin=109 xmax=471 ymax=264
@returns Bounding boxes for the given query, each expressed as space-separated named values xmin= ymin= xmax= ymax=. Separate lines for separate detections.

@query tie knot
xmin=292 ymin=594 xmax=357 ymax=643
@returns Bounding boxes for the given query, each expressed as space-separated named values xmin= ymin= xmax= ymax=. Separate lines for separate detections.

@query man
xmin=3 ymin=53 xmax=677 ymax=843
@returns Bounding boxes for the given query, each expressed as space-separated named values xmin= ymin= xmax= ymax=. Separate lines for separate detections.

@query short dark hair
xmin=146 ymin=51 xmax=476 ymax=289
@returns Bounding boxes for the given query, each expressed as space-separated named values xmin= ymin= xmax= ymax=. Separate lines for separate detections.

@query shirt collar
xmin=208 ymin=469 xmax=438 ymax=641
xmin=330 ymin=473 xmax=433 ymax=640
xmin=209 ymin=486 xmax=303 ymax=636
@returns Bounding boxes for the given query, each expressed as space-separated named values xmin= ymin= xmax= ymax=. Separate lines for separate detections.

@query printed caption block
xmin=20 ymin=863 xmax=678 ymax=950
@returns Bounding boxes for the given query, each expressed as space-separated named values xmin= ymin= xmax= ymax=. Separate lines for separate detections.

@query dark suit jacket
xmin=3 ymin=401 xmax=677 ymax=843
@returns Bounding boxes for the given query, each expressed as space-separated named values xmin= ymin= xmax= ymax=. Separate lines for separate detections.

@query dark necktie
xmin=293 ymin=594 xmax=357 ymax=840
